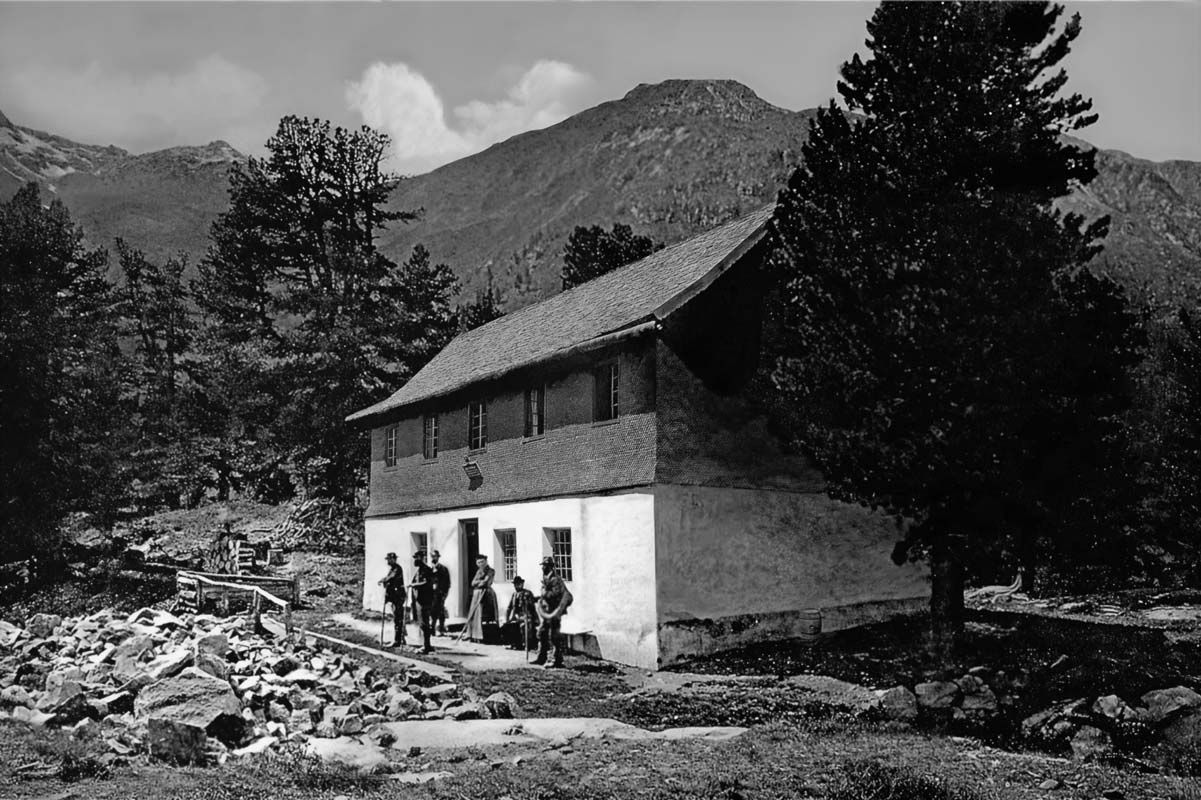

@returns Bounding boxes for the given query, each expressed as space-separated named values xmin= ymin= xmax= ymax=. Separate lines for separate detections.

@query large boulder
xmin=135 ymin=667 xmax=243 ymax=744
xmin=1141 ymin=686 xmax=1201 ymax=725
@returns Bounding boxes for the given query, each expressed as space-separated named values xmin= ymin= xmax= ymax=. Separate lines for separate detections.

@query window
xmin=546 ymin=528 xmax=573 ymax=581
xmin=468 ymin=401 xmax=487 ymax=450
xmin=593 ymin=362 xmax=619 ymax=422
xmin=411 ymin=532 xmax=428 ymax=558
xmin=384 ymin=424 xmax=398 ymax=467
xmin=422 ymin=414 xmax=438 ymax=459
xmin=496 ymin=529 xmax=517 ymax=581
xmin=524 ymin=386 xmax=545 ymax=437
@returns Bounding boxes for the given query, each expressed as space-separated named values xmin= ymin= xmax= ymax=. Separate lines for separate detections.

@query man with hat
xmin=409 ymin=550 xmax=436 ymax=654
xmin=430 ymin=550 xmax=451 ymax=636
xmin=502 ymin=577 xmax=537 ymax=650
xmin=534 ymin=556 xmax=572 ymax=668
xmin=377 ymin=552 xmax=405 ymax=648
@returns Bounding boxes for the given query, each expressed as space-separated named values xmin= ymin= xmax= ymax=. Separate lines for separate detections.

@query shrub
xmin=827 ymin=760 xmax=982 ymax=800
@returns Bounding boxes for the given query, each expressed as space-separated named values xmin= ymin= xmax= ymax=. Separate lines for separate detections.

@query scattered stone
xmin=365 ymin=724 xmax=397 ymax=747
xmin=25 ymin=614 xmax=63 ymax=639
xmin=423 ymin=683 xmax=458 ymax=703
xmin=958 ymin=682 xmax=998 ymax=713
xmin=484 ymin=691 xmax=520 ymax=720
xmin=1069 ymin=725 xmax=1112 ymax=760
xmin=914 ymin=681 xmax=960 ymax=709
xmin=1162 ymin=710 xmax=1201 ymax=748
xmin=448 ymin=703 xmax=483 ymax=721
xmin=1092 ymin=694 xmax=1137 ymax=724
xmin=148 ymin=718 xmax=208 ymax=765
xmin=1038 ymin=778 xmax=1061 ymax=790
xmin=305 ymin=737 xmax=388 ymax=774
xmin=232 ymin=736 xmax=278 ymax=757
xmin=195 ymin=652 xmax=230 ymax=681
xmin=0 ymin=605 xmax=472 ymax=764
xmin=194 ymin=633 xmax=229 ymax=658
xmin=879 ymin=686 xmax=918 ymax=722
xmin=1141 ymin=686 xmax=1201 ymax=724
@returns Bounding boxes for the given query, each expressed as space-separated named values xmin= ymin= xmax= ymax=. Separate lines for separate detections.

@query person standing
xmin=430 ymin=550 xmax=451 ymax=636
xmin=409 ymin=550 xmax=435 ymax=654
xmin=377 ymin=552 xmax=405 ymax=648
xmin=534 ymin=556 xmax=572 ymax=668
xmin=502 ymin=577 xmax=537 ymax=650
xmin=467 ymin=554 xmax=497 ymax=643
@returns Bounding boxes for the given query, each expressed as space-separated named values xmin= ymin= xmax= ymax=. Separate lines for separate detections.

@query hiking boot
xmin=544 ymin=662 xmax=564 ymax=670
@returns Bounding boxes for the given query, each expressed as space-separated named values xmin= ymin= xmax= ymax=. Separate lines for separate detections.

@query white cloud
xmin=346 ymin=60 xmax=591 ymax=175
xmin=1 ymin=55 xmax=268 ymax=153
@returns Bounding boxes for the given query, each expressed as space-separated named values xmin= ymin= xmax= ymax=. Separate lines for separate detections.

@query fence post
xmin=284 ymin=601 xmax=293 ymax=636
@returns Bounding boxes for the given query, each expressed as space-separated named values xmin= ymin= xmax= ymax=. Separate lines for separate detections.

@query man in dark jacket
xmin=377 ymin=552 xmax=405 ymax=647
xmin=502 ymin=577 xmax=537 ymax=650
xmin=430 ymin=550 xmax=451 ymax=636
xmin=534 ymin=557 xmax=571 ymax=668
xmin=409 ymin=550 xmax=436 ymax=654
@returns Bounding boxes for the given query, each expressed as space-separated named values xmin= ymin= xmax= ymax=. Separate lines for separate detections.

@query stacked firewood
xmin=273 ymin=499 xmax=361 ymax=553
xmin=204 ymin=536 xmax=255 ymax=575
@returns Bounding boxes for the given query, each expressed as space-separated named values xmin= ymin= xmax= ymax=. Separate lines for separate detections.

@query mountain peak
xmin=0 ymin=108 xmax=15 ymax=131
xmin=620 ymin=79 xmax=778 ymax=120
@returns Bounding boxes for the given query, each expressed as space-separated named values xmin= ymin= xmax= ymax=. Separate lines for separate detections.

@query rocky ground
xmin=4 ymin=501 xmax=1201 ymax=798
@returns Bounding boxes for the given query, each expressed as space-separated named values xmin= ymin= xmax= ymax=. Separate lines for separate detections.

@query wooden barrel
xmin=797 ymin=609 xmax=823 ymax=643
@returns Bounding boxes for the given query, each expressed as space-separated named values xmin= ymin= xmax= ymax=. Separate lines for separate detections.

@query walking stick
xmin=523 ymin=614 xmax=531 ymax=663
xmin=379 ymin=598 xmax=387 ymax=646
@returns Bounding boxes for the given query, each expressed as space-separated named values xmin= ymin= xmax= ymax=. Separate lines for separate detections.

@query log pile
xmin=273 ymin=499 xmax=362 ymax=553
xmin=203 ymin=537 xmax=255 ymax=575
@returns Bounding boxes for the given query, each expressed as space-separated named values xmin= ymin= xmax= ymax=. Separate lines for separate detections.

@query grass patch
xmin=828 ymin=760 xmax=981 ymax=800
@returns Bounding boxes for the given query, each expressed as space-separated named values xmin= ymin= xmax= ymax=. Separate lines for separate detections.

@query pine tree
xmin=561 ymin=223 xmax=660 ymax=290
xmin=197 ymin=117 xmax=459 ymax=500
xmin=767 ymin=2 xmax=1142 ymax=661
xmin=0 ymin=183 xmax=124 ymax=560
xmin=115 ymin=241 xmax=212 ymax=509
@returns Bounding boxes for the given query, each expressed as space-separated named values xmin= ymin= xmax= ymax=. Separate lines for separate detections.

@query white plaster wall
xmin=363 ymin=491 xmax=659 ymax=667
xmin=653 ymin=484 xmax=928 ymax=659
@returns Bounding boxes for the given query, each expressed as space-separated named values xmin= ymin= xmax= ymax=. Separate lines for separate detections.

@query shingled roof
xmin=346 ymin=204 xmax=774 ymax=424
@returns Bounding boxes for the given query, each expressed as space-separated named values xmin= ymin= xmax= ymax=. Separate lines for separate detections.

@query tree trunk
xmin=928 ymin=532 xmax=965 ymax=667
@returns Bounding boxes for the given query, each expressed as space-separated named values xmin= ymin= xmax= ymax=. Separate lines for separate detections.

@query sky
xmin=0 ymin=2 xmax=1197 ymax=175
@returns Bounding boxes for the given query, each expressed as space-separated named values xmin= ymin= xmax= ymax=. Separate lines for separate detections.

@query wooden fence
xmin=176 ymin=570 xmax=297 ymax=634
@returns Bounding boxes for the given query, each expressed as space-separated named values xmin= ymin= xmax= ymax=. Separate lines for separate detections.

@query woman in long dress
xmin=467 ymin=555 xmax=498 ymax=642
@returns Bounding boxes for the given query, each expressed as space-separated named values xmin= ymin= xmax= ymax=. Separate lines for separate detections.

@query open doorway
xmin=459 ymin=518 xmax=479 ymax=611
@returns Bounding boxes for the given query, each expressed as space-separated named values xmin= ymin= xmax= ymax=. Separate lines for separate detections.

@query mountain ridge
xmin=1 ymin=81 xmax=1198 ymax=310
